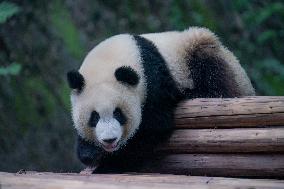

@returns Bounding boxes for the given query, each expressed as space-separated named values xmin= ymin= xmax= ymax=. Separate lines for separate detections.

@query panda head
xmin=67 ymin=35 xmax=146 ymax=153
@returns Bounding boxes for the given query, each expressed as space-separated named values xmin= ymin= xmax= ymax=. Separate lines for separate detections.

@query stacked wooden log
xmin=1 ymin=172 xmax=284 ymax=189
xmin=141 ymin=96 xmax=284 ymax=178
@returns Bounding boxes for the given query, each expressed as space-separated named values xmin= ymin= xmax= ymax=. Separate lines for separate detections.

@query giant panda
xmin=67 ymin=27 xmax=255 ymax=173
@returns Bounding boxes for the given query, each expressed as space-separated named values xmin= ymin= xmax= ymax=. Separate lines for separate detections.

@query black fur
xmin=113 ymin=108 xmax=127 ymax=125
xmin=115 ymin=66 xmax=140 ymax=86
xmin=185 ymin=48 xmax=240 ymax=98
xmin=77 ymin=136 xmax=104 ymax=167
xmin=88 ymin=111 xmax=100 ymax=128
xmin=67 ymin=70 xmax=85 ymax=92
xmin=133 ymin=35 xmax=184 ymax=132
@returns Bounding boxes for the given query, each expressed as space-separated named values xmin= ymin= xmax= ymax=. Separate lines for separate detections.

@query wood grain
xmin=1 ymin=172 xmax=284 ymax=189
xmin=156 ymin=128 xmax=284 ymax=153
xmin=175 ymin=96 xmax=284 ymax=128
xmin=142 ymin=154 xmax=284 ymax=178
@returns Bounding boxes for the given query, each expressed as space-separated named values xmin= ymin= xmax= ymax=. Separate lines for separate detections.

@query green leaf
xmin=0 ymin=63 xmax=22 ymax=75
xmin=0 ymin=1 xmax=20 ymax=24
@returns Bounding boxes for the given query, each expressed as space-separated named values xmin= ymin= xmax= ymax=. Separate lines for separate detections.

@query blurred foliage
xmin=0 ymin=1 xmax=19 ymax=23
xmin=50 ymin=0 xmax=85 ymax=59
xmin=0 ymin=2 xmax=21 ymax=76
xmin=0 ymin=63 xmax=21 ymax=75
xmin=0 ymin=0 xmax=283 ymax=172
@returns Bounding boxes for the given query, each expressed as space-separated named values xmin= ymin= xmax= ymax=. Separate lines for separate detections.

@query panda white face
xmin=68 ymin=68 xmax=143 ymax=152
xmin=67 ymin=34 xmax=146 ymax=152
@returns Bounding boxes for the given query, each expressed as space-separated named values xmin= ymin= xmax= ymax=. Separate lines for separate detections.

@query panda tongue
xmin=105 ymin=143 xmax=117 ymax=149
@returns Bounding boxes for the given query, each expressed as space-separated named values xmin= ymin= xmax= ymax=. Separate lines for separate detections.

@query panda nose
xmin=103 ymin=138 xmax=117 ymax=144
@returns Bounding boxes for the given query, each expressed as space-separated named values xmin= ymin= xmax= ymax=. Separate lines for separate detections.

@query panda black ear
xmin=67 ymin=70 xmax=85 ymax=91
xmin=115 ymin=66 xmax=140 ymax=86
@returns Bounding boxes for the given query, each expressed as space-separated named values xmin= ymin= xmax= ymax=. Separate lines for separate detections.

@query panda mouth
xmin=101 ymin=142 xmax=119 ymax=152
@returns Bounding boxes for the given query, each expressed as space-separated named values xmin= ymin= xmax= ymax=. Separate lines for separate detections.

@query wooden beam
xmin=142 ymin=154 xmax=284 ymax=178
xmin=156 ymin=128 xmax=284 ymax=153
xmin=1 ymin=172 xmax=284 ymax=189
xmin=175 ymin=96 xmax=284 ymax=128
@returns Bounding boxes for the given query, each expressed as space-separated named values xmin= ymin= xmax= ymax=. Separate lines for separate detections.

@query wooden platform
xmin=1 ymin=172 xmax=284 ymax=189
xmin=139 ymin=96 xmax=284 ymax=178
xmin=1 ymin=96 xmax=283 ymax=188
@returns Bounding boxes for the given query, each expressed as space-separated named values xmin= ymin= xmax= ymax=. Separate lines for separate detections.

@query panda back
xmin=141 ymin=27 xmax=255 ymax=97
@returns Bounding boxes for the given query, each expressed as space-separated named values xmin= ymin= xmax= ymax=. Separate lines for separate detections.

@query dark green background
xmin=0 ymin=0 xmax=283 ymax=172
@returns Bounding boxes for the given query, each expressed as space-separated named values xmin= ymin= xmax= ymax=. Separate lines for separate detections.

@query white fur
xmin=95 ymin=118 xmax=122 ymax=144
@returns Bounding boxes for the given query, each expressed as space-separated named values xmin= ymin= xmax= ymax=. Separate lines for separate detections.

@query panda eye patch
xmin=113 ymin=108 xmax=127 ymax=125
xmin=89 ymin=111 xmax=100 ymax=127
xmin=114 ymin=66 xmax=140 ymax=86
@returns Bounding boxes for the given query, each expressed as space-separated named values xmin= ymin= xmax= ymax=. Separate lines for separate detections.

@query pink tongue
xmin=104 ymin=143 xmax=116 ymax=149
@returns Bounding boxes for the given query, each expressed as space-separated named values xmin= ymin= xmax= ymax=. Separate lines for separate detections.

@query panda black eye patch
xmin=89 ymin=111 xmax=100 ymax=127
xmin=113 ymin=108 xmax=127 ymax=125
xmin=114 ymin=66 xmax=140 ymax=86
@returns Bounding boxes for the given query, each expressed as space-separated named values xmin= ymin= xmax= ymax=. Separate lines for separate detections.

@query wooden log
xmin=142 ymin=154 xmax=284 ymax=178
xmin=175 ymin=96 xmax=284 ymax=128
xmin=156 ymin=128 xmax=284 ymax=153
xmin=1 ymin=172 xmax=284 ymax=189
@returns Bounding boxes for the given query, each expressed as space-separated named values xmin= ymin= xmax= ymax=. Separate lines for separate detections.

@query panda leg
xmin=186 ymin=50 xmax=241 ymax=98
xmin=76 ymin=136 xmax=103 ymax=169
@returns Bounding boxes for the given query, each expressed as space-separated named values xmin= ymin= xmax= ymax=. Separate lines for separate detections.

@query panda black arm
xmin=76 ymin=136 xmax=103 ymax=168
xmin=134 ymin=35 xmax=184 ymax=133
